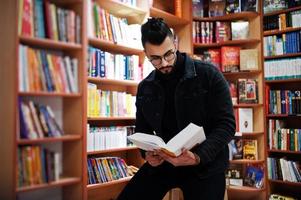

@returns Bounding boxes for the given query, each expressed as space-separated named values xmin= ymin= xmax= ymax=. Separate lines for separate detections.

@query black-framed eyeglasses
xmin=149 ymin=49 xmax=176 ymax=66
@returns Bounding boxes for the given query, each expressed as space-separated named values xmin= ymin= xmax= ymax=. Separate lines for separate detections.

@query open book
xmin=127 ymin=123 xmax=206 ymax=157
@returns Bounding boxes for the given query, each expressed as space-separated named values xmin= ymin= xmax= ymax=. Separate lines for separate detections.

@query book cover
xmin=127 ymin=123 xmax=206 ymax=157
xmin=208 ymin=0 xmax=226 ymax=17
xmin=221 ymin=46 xmax=240 ymax=72
xmin=244 ymin=165 xmax=264 ymax=188
xmin=231 ymin=21 xmax=249 ymax=40
xmin=229 ymin=139 xmax=243 ymax=159
xmin=243 ymin=139 xmax=258 ymax=160
xmin=192 ymin=0 xmax=204 ymax=17
xmin=226 ymin=0 xmax=240 ymax=13
xmin=240 ymin=49 xmax=259 ymax=71
xmin=238 ymin=108 xmax=253 ymax=133
xmin=215 ymin=21 xmax=231 ymax=43
xmin=241 ymin=0 xmax=258 ymax=12
xmin=238 ymin=79 xmax=258 ymax=104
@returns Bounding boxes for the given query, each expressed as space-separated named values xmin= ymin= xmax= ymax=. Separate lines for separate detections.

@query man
xmin=117 ymin=18 xmax=235 ymax=200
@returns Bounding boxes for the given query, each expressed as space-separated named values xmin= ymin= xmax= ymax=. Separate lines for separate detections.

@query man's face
xmin=144 ymin=36 xmax=177 ymax=74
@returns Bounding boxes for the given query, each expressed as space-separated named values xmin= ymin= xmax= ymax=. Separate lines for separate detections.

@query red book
xmin=221 ymin=46 xmax=240 ymax=72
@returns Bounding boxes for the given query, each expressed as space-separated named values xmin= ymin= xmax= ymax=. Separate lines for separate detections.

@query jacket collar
xmin=145 ymin=52 xmax=197 ymax=82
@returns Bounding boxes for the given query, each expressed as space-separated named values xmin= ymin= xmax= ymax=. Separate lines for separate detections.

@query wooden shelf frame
xmin=264 ymin=27 xmax=301 ymax=36
xmin=88 ymin=77 xmax=139 ymax=87
xmin=193 ymin=12 xmax=259 ymax=22
xmin=87 ymin=176 xmax=132 ymax=191
xmin=193 ymin=39 xmax=261 ymax=49
xmin=264 ymin=6 xmax=301 ymax=17
xmin=265 ymin=52 xmax=301 ymax=60
xmin=16 ymin=177 xmax=81 ymax=193
xmin=150 ymin=7 xmax=190 ymax=26
xmin=87 ymin=146 xmax=139 ymax=155
xmin=19 ymin=36 xmax=82 ymax=50
xmin=17 ymin=135 xmax=81 ymax=145
xmin=268 ymin=149 xmax=301 ymax=155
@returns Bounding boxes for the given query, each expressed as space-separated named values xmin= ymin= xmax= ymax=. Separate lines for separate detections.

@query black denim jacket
xmin=135 ymin=53 xmax=235 ymax=178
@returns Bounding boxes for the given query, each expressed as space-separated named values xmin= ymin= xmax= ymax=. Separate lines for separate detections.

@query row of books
xmin=267 ymin=157 xmax=301 ymax=183
xmin=19 ymin=100 xmax=63 ymax=139
xmin=87 ymin=83 xmax=136 ymax=118
xmin=226 ymin=164 xmax=264 ymax=188
xmin=264 ymin=0 xmax=301 ymax=14
xmin=229 ymin=79 xmax=259 ymax=105
xmin=194 ymin=47 xmax=259 ymax=73
xmin=268 ymin=126 xmax=301 ymax=152
xmin=87 ymin=0 xmax=142 ymax=49
xmin=229 ymin=139 xmax=258 ymax=160
xmin=263 ymin=10 xmax=301 ymax=31
xmin=19 ymin=45 xmax=78 ymax=93
xmin=88 ymin=47 xmax=141 ymax=81
xmin=17 ymin=146 xmax=62 ymax=187
xmin=86 ymin=125 xmax=135 ymax=152
xmin=264 ymin=58 xmax=301 ymax=80
xmin=264 ymin=31 xmax=301 ymax=56
xmin=267 ymin=89 xmax=301 ymax=115
xmin=18 ymin=0 xmax=81 ymax=43
xmin=87 ymin=157 xmax=130 ymax=184
xmin=192 ymin=0 xmax=258 ymax=18
xmin=192 ymin=20 xmax=249 ymax=44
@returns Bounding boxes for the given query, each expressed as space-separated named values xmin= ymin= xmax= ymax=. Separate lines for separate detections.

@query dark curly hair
xmin=141 ymin=17 xmax=173 ymax=47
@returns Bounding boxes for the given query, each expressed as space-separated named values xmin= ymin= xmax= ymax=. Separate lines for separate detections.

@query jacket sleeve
xmin=134 ymin=82 xmax=153 ymax=158
xmin=194 ymin=68 xmax=235 ymax=166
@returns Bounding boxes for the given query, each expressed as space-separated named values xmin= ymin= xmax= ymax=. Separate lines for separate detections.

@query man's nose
xmin=160 ymin=58 xmax=169 ymax=67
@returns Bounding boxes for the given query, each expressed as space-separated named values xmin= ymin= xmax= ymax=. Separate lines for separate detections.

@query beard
xmin=158 ymin=65 xmax=174 ymax=74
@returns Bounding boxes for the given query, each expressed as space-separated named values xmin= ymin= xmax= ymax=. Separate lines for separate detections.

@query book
xmin=240 ymin=49 xmax=259 ymax=71
xmin=208 ymin=0 xmax=226 ymax=17
xmin=238 ymin=108 xmax=253 ymax=133
xmin=231 ymin=21 xmax=249 ymax=40
xmin=238 ymin=78 xmax=258 ymax=104
xmin=229 ymin=139 xmax=243 ymax=159
xmin=226 ymin=0 xmax=240 ymax=13
xmin=243 ymin=139 xmax=258 ymax=160
xmin=192 ymin=0 xmax=204 ymax=17
xmin=241 ymin=0 xmax=258 ymax=12
xmin=127 ymin=123 xmax=206 ymax=157
xmin=221 ymin=46 xmax=240 ymax=72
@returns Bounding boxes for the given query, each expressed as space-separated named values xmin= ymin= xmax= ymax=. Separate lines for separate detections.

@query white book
xmin=238 ymin=108 xmax=253 ymax=133
xmin=127 ymin=123 xmax=206 ymax=157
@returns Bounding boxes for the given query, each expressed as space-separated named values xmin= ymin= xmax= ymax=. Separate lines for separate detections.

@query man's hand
xmin=145 ymin=151 xmax=164 ymax=167
xmin=155 ymin=149 xmax=200 ymax=167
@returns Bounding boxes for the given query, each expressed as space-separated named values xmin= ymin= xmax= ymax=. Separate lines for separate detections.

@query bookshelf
xmin=191 ymin=1 xmax=266 ymax=199
xmin=263 ymin=2 xmax=301 ymax=198
xmin=0 ymin=0 xmax=85 ymax=200
xmin=84 ymin=0 xmax=148 ymax=200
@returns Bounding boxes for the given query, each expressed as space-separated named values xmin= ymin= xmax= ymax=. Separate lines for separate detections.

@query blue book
xmin=35 ymin=0 xmax=46 ymax=38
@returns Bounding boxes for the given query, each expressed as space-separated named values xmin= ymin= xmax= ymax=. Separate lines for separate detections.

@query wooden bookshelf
xmin=263 ymin=3 xmax=301 ymax=199
xmin=0 ymin=0 xmax=86 ymax=199
xmin=192 ymin=4 xmax=267 ymax=199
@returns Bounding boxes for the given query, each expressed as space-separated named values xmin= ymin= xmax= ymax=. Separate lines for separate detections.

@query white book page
xmin=128 ymin=133 xmax=166 ymax=151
